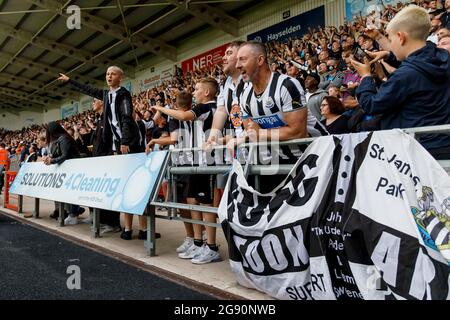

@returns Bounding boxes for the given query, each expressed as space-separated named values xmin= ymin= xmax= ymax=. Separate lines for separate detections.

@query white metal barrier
xmin=147 ymin=125 xmax=450 ymax=256
xmin=7 ymin=125 xmax=450 ymax=256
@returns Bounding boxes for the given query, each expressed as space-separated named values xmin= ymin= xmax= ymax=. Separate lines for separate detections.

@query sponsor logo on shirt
xmin=253 ymin=114 xmax=285 ymax=129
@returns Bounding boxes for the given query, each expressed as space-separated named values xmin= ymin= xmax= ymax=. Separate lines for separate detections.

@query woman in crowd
xmin=320 ymin=96 xmax=351 ymax=134
xmin=43 ymin=121 xmax=85 ymax=224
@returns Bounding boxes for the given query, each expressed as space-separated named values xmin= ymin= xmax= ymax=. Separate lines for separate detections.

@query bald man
xmin=236 ymin=41 xmax=327 ymax=192
xmin=58 ymin=67 xmax=144 ymax=241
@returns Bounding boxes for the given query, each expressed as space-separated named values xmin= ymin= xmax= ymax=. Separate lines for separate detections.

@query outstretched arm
xmin=57 ymin=73 xmax=103 ymax=100
xmin=152 ymin=106 xmax=196 ymax=121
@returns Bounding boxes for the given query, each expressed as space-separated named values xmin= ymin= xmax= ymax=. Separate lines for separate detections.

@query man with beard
xmin=235 ymin=41 xmax=328 ymax=193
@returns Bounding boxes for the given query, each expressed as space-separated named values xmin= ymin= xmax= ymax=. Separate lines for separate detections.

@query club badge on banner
xmin=10 ymin=151 xmax=169 ymax=215
xmin=218 ymin=130 xmax=450 ymax=300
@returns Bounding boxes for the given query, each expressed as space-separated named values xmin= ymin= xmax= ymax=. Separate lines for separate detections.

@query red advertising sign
xmin=181 ymin=43 xmax=229 ymax=74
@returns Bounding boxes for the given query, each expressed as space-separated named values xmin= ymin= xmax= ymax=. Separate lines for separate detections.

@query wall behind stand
xmin=0 ymin=110 xmax=44 ymax=131
xmin=0 ymin=0 xmax=347 ymax=131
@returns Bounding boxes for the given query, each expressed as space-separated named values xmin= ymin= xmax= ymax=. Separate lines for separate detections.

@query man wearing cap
xmin=305 ymin=73 xmax=328 ymax=121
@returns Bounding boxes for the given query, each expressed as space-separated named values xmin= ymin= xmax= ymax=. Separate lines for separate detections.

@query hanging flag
xmin=218 ymin=130 xmax=450 ymax=300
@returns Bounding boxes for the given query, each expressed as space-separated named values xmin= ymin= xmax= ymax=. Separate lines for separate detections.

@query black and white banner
xmin=218 ymin=130 xmax=450 ymax=300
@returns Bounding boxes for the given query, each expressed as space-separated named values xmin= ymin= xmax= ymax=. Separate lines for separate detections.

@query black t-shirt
xmin=169 ymin=103 xmax=216 ymax=165
xmin=152 ymin=123 xmax=169 ymax=140
xmin=150 ymin=123 xmax=169 ymax=151
xmin=329 ymin=49 xmax=342 ymax=60
xmin=81 ymin=132 xmax=92 ymax=147
xmin=321 ymin=115 xmax=351 ymax=135
xmin=441 ymin=11 xmax=450 ymax=29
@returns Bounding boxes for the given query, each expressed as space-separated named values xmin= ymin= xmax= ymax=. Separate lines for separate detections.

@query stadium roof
xmin=0 ymin=0 xmax=263 ymax=113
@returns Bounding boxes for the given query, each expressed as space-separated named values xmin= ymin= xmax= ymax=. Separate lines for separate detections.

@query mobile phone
xmin=353 ymin=47 xmax=369 ymax=62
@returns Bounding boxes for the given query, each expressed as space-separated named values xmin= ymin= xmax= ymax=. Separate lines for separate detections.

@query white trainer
xmin=191 ymin=245 xmax=222 ymax=264
xmin=178 ymin=243 xmax=204 ymax=259
xmin=176 ymin=237 xmax=194 ymax=253
xmin=100 ymin=225 xmax=122 ymax=234
xmin=64 ymin=215 xmax=78 ymax=225
xmin=81 ymin=214 xmax=93 ymax=224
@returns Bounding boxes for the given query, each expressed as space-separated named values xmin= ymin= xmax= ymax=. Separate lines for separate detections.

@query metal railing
xmin=5 ymin=125 xmax=450 ymax=256
xmin=146 ymin=125 xmax=450 ymax=255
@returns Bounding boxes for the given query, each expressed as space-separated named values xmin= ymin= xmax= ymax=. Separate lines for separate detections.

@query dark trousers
xmin=0 ymin=167 xmax=4 ymax=192
xmin=100 ymin=210 xmax=121 ymax=227
xmin=428 ymin=146 xmax=450 ymax=160
xmin=248 ymin=157 xmax=298 ymax=194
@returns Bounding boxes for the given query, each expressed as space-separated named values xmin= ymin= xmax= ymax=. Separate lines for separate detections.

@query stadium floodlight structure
xmin=166 ymin=0 xmax=239 ymax=36
xmin=27 ymin=0 xmax=178 ymax=62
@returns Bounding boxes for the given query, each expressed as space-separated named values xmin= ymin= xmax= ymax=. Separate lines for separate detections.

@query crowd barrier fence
xmin=3 ymin=171 xmax=23 ymax=212
xmin=147 ymin=125 xmax=450 ymax=256
xmin=3 ymin=125 xmax=450 ymax=256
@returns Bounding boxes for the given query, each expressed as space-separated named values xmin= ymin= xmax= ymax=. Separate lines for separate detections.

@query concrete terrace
xmin=0 ymin=194 xmax=271 ymax=300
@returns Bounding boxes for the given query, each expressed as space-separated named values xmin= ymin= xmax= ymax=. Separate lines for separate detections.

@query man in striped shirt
xmin=235 ymin=41 xmax=328 ymax=193
xmin=206 ymin=41 xmax=246 ymax=150
xmin=205 ymin=41 xmax=246 ymax=210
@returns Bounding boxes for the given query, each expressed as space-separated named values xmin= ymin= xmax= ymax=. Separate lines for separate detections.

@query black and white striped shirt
xmin=169 ymin=102 xmax=216 ymax=166
xmin=108 ymin=88 xmax=122 ymax=151
xmin=239 ymin=72 xmax=328 ymax=161
xmin=218 ymin=75 xmax=246 ymax=136
xmin=217 ymin=75 xmax=247 ymax=163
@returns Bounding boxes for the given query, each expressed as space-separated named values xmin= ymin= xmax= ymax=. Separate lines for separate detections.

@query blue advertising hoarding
xmin=10 ymin=151 xmax=169 ymax=215
xmin=247 ymin=6 xmax=325 ymax=43
xmin=61 ymin=102 xmax=79 ymax=119
xmin=345 ymin=0 xmax=408 ymax=20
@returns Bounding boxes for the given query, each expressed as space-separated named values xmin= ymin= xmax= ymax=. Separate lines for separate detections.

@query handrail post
xmin=146 ymin=204 xmax=156 ymax=257
xmin=18 ymin=195 xmax=23 ymax=213
xmin=93 ymin=208 xmax=101 ymax=238
xmin=33 ymin=198 xmax=40 ymax=218
xmin=164 ymin=168 xmax=172 ymax=217
xmin=170 ymin=172 xmax=177 ymax=218
xmin=252 ymin=146 xmax=260 ymax=190
xmin=3 ymin=172 xmax=8 ymax=208
xmin=243 ymin=145 xmax=254 ymax=179
xmin=58 ymin=202 xmax=64 ymax=227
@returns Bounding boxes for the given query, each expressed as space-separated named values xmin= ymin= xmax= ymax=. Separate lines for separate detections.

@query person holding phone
xmin=352 ymin=5 xmax=450 ymax=160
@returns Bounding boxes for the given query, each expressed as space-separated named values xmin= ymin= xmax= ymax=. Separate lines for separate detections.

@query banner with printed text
xmin=181 ymin=43 xmax=229 ymax=74
xmin=10 ymin=151 xmax=169 ymax=215
xmin=247 ymin=6 xmax=325 ymax=43
xmin=218 ymin=130 xmax=450 ymax=300
xmin=134 ymin=67 xmax=173 ymax=94
xmin=60 ymin=102 xmax=79 ymax=119
xmin=79 ymin=96 xmax=93 ymax=113
xmin=345 ymin=0 xmax=410 ymax=21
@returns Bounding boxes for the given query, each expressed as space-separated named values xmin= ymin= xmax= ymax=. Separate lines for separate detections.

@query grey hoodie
xmin=306 ymin=88 xmax=328 ymax=121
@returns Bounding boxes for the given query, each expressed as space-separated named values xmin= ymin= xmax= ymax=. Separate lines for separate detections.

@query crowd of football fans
xmin=1 ymin=0 xmax=449 ymax=160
